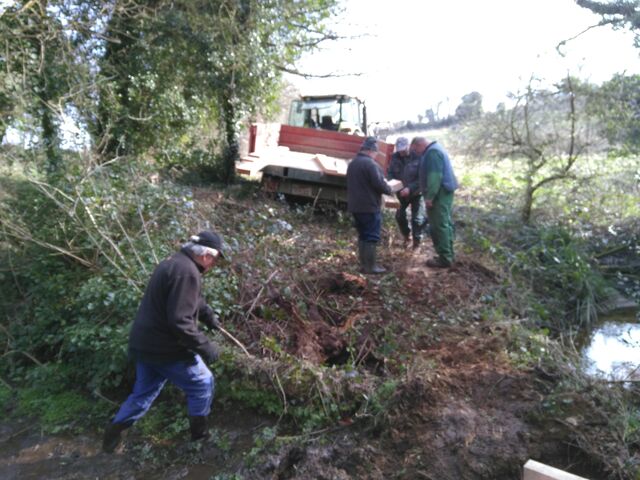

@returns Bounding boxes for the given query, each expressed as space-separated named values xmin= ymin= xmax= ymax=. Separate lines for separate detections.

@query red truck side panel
xmin=248 ymin=123 xmax=393 ymax=172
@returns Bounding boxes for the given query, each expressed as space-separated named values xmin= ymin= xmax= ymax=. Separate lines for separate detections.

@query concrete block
xmin=523 ymin=460 xmax=589 ymax=480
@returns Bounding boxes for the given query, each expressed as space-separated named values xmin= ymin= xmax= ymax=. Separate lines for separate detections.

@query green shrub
xmin=12 ymin=364 xmax=109 ymax=433
xmin=0 ymin=384 xmax=12 ymax=410
xmin=509 ymin=226 xmax=608 ymax=330
xmin=16 ymin=389 xmax=98 ymax=433
xmin=0 ymin=161 xmax=237 ymax=393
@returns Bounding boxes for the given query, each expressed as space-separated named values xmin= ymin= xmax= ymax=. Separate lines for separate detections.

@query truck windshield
xmin=340 ymin=98 xmax=361 ymax=125
xmin=288 ymin=98 xmax=361 ymax=132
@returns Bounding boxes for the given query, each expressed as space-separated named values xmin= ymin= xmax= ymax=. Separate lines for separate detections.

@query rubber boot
xmin=357 ymin=240 xmax=365 ymax=270
xmin=361 ymin=242 xmax=386 ymax=274
xmin=189 ymin=415 xmax=210 ymax=441
xmin=425 ymin=256 xmax=452 ymax=268
xmin=412 ymin=237 xmax=421 ymax=250
xmin=102 ymin=421 xmax=131 ymax=453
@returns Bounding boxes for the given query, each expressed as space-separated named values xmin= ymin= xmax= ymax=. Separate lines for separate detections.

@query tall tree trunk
xmin=521 ymin=159 xmax=536 ymax=224
xmin=220 ymin=88 xmax=238 ymax=185
xmin=218 ymin=0 xmax=251 ymax=185
xmin=0 ymin=123 xmax=7 ymax=145
xmin=40 ymin=89 xmax=61 ymax=176
xmin=94 ymin=10 xmax=139 ymax=159
xmin=521 ymin=183 xmax=534 ymax=224
xmin=35 ymin=0 xmax=61 ymax=177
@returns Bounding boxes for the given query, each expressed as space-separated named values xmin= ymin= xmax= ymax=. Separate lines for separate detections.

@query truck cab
xmin=287 ymin=94 xmax=367 ymax=136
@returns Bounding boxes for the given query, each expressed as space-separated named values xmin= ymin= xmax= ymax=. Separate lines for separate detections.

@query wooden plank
xmin=314 ymin=154 xmax=348 ymax=175
xmin=250 ymin=123 xmax=282 ymax=152
xmin=279 ymin=127 xmax=364 ymax=146
xmin=283 ymin=145 xmax=358 ymax=160
xmin=278 ymin=132 xmax=361 ymax=158
xmin=523 ymin=460 xmax=589 ymax=480
xmin=278 ymin=139 xmax=358 ymax=159
xmin=235 ymin=158 xmax=269 ymax=176
xmin=383 ymin=194 xmax=399 ymax=208
xmin=237 ymin=149 xmax=349 ymax=177
xmin=244 ymin=122 xmax=394 ymax=176
xmin=279 ymin=124 xmax=391 ymax=162
xmin=386 ymin=179 xmax=403 ymax=192
xmin=248 ymin=124 xmax=257 ymax=153
xmin=280 ymin=124 xmax=365 ymax=142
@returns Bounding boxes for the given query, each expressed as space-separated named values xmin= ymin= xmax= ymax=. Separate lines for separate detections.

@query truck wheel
xmin=261 ymin=174 xmax=280 ymax=194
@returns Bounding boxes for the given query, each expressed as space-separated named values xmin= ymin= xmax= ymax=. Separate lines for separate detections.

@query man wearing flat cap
xmin=103 ymin=231 xmax=225 ymax=453
xmin=347 ymin=136 xmax=392 ymax=274
xmin=387 ymin=137 xmax=428 ymax=250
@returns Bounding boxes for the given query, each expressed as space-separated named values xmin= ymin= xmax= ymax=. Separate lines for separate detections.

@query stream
xmin=580 ymin=310 xmax=640 ymax=381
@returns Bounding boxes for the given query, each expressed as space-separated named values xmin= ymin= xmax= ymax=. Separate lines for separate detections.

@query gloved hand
xmin=208 ymin=314 xmax=222 ymax=331
xmin=200 ymin=341 xmax=219 ymax=364
xmin=199 ymin=305 xmax=222 ymax=331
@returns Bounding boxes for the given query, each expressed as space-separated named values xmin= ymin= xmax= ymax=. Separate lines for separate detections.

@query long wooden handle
xmin=217 ymin=325 xmax=253 ymax=358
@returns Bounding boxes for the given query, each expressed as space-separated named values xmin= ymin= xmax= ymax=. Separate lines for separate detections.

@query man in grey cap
xmin=387 ymin=137 xmax=428 ymax=249
xmin=103 ymin=231 xmax=225 ymax=453
xmin=346 ymin=136 xmax=392 ymax=274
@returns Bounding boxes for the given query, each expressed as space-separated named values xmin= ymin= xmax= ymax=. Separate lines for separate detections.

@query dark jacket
xmin=387 ymin=151 xmax=422 ymax=198
xmin=129 ymin=248 xmax=219 ymax=364
xmin=419 ymin=141 xmax=458 ymax=201
xmin=347 ymin=152 xmax=392 ymax=213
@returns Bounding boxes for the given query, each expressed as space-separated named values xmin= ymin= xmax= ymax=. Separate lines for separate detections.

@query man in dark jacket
xmin=347 ymin=136 xmax=392 ymax=274
xmin=418 ymin=138 xmax=458 ymax=268
xmin=103 ymin=231 xmax=225 ymax=453
xmin=387 ymin=136 xmax=428 ymax=249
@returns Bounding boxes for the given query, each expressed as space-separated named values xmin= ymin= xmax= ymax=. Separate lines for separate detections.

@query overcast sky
xmin=286 ymin=0 xmax=640 ymax=123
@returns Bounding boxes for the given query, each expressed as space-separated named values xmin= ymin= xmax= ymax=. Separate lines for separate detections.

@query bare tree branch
xmin=556 ymin=24 xmax=602 ymax=56
xmin=277 ymin=66 xmax=363 ymax=79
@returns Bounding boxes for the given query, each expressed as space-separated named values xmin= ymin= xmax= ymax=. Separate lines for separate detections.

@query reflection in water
xmin=581 ymin=318 xmax=640 ymax=380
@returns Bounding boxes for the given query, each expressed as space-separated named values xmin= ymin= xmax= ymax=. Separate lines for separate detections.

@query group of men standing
xmin=346 ymin=135 xmax=458 ymax=273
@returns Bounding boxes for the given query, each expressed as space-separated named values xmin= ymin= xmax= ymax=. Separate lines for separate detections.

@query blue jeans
xmin=352 ymin=212 xmax=382 ymax=242
xmin=112 ymin=355 xmax=214 ymax=425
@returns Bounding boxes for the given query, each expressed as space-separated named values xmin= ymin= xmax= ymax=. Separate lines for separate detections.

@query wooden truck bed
xmin=238 ymin=124 xmax=393 ymax=174
xmin=236 ymin=123 xmax=397 ymax=206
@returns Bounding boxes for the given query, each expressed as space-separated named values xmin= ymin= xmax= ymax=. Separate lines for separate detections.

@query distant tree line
xmin=376 ymin=91 xmax=485 ymax=137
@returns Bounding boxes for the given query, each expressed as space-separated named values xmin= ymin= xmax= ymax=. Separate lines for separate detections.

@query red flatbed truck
xmin=236 ymin=93 xmax=398 ymax=206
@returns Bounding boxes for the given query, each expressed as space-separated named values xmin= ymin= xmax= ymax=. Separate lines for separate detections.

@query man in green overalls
xmin=416 ymin=137 xmax=458 ymax=268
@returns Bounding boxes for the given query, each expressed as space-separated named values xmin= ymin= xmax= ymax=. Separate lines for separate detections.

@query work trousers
xmin=112 ymin=355 xmax=214 ymax=425
xmin=352 ymin=211 xmax=382 ymax=243
xmin=427 ymin=190 xmax=455 ymax=264
xmin=395 ymin=195 xmax=427 ymax=240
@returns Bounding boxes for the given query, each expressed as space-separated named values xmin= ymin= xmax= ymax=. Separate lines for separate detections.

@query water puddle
xmin=580 ymin=311 xmax=640 ymax=381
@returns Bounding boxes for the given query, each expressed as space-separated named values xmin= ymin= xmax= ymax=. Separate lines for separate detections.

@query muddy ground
xmin=0 ymin=194 xmax=604 ymax=479
xmin=0 ymin=404 xmax=274 ymax=480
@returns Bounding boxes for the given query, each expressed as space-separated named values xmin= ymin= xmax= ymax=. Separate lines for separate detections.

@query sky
xmin=286 ymin=0 xmax=640 ymax=124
